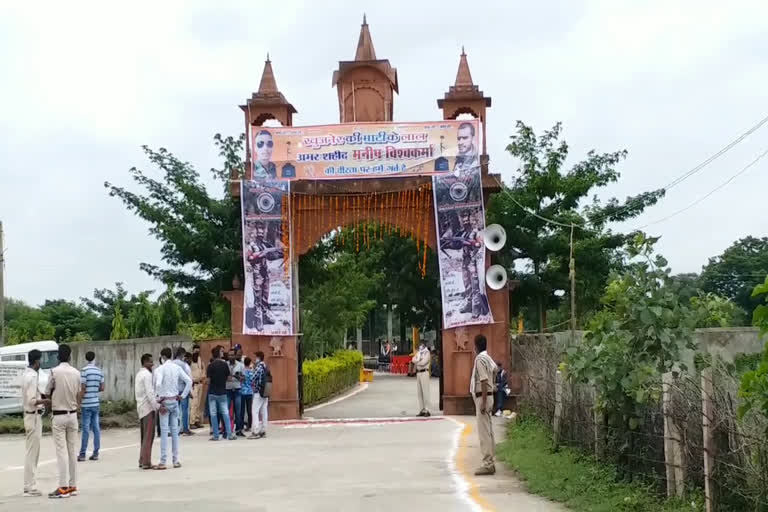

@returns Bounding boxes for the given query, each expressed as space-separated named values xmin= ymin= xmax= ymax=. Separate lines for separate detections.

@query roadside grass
xmin=0 ymin=400 xmax=137 ymax=434
xmin=497 ymin=417 xmax=704 ymax=512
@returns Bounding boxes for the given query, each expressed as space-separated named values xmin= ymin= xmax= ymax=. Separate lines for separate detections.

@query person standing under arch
xmin=411 ymin=342 xmax=431 ymax=417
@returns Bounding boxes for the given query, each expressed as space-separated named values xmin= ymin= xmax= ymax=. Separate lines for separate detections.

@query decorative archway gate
xmin=224 ymin=19 xmax=509 ymax=420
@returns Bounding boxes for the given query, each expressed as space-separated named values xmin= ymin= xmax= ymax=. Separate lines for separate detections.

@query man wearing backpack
xmin=248 ymin=351 xmax=270 ymax=439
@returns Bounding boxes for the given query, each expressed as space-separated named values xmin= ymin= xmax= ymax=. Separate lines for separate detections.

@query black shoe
xmin=89 ymin=454 xmax=98 ymax=461
xmin=236 ymin=431 xmax=245 ymax=437
xmin=424 ymin=411 xmax=431 ymax=417
xmin=77 ymin=456 xmax=86 ymax=462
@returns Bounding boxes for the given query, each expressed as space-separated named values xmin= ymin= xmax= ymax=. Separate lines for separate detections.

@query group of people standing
xmin=21 ymin=343 xmax=100 ymax=499
xmin=135 ymin=344 xmax=271 ymax=470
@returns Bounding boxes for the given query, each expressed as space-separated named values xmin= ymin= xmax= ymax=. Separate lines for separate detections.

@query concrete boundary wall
xmin=69 ymin=335 xmax=193 ymax=402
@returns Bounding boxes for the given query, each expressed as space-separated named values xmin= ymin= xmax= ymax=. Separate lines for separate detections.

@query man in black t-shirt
xmin=206 ymin=347 xmax=235 ymax=441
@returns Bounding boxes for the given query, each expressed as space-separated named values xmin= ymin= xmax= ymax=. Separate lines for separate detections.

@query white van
xmin=0 ymin=340 xmax=59 ymax=415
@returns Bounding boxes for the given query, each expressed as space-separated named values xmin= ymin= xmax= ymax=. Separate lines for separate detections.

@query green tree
xmin=127 ymin=293 xmax=158 ymax=338
xmin=690 ymin=292 xmax=745 ymax=328
xmin=738 ymin=276 xmax=768 ymax=424
xmin=4 ymin=298 xmax=55 ymax=345
xmin=110 ymin=304 xmax=130 ymax=340
xmin=39 ymin=299 xmax=98 ymax=342
xmin=157 ymin=285 xmax=182 ymax=335
xmin=104 ymin=134 xmax=244 ymax=321
xmin=81 ymin=282 xmax=149 ymax=340
xmin=487 ymin=121 xmax=664 ymax=331
xmin=301 ymin=252 xmax=383 ymax=359
xmin=669 ymin=272 xmax=702 ymax=304
xmin=700 ymin=236 xmax=768 ymax=318
xmin=567 ymin=234 xmax=697 ymax=457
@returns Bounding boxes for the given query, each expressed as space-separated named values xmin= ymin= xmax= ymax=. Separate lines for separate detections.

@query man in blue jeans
xmin=172 ymin=347 xmax=193 ymax=436
xmin=78 ymin=351 xmax=104 ymax=462
xmin=226 ymin=348 xmax=245 ymax=436
xmin=207 ymin=347 xmax=236 ymax=441
xmin=153 ymin=347 xmax=192 ymax=469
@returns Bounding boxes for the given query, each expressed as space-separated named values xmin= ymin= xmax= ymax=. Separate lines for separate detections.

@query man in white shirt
xmin=135 ymin=353 xmax=157 ymax=469
xmin=153 ymin=347 xmax=192 ymax=469
xmin=21 ymin=349 xmax=51 ymax=497
xmin=172 ymin=347 xmax=193 ymax=436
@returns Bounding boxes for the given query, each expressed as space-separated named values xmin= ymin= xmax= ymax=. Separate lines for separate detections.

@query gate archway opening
xmin=225 ymin=18 xmax=509 ymax=421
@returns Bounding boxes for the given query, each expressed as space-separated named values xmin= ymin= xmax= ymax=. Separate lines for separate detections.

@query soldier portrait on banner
xmin=433 ymin=165 xmax=493 ymax=329
xmin=240 ymin=180 xmax=293 ymax=335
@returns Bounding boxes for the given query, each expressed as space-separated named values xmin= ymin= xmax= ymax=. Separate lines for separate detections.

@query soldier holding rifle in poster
xmin=245 ymin=220 xmax=284 ymax=331
xmin=439 ymin=209 xmax=488 ymax=319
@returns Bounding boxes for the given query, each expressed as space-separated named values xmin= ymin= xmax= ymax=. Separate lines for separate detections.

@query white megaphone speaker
xmin=484 ymin=224 xmax=506 ymax=252
xmin=485 ymin=264 xmax=508 ymax=291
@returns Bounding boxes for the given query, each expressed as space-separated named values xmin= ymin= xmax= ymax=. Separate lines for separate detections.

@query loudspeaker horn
xmin=485 ymin=264 xmax=508 ymax=291
xmin=484 ymin=224 xmax=506 ymax=252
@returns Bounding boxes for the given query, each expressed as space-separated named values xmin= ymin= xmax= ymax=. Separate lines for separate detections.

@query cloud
xmin=1 ymin=0 xmax=767 ymax=306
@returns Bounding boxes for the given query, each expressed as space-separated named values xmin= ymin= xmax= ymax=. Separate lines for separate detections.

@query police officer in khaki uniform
xmin=189 ymin=345 xmax=206 ymax=428
xmin=21 ymin=349 xmax=51 ymax=497
xmin=411 ymin=343 xmax=431 ymax=416
xmin=470 ymin=334 xmax=498 ymax=475
xmin=45 ymin=344 xmax=82 ymax=499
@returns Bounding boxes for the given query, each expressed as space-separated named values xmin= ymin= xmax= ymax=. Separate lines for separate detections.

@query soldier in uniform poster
xmin=244 ymin=220 xmax=284 ymax=331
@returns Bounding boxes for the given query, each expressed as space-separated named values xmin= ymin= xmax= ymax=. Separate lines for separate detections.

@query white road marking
xmin=303 ymin=383 xmax=369 ymax=412
xmin=281 ymin=417 xmax=443 ymax=428
xmin=445 ymin=417 xmax=484 ymax=512
xmin=3 ymin=443 xmax=138 ymax=472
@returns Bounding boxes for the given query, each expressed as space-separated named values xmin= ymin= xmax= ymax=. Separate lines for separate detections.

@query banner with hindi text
xmin=250 ymin=119 xmax=481 ymax=180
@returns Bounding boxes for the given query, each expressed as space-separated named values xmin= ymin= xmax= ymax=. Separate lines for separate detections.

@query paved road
xmin=307 ymin=373 xmax=441 ymax=419
xmin=0 ymin=374 xmax=561 ymax=511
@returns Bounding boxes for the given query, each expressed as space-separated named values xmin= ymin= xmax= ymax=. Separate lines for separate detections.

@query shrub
xmin=302 ymin=350 xmax=363 ymax=406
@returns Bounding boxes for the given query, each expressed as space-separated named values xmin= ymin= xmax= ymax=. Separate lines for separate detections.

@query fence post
xmin=701 ymin=367 xmax=715 ymax=512
xmin=593 ymin=386 xmax=605 ymax=459
xmin=662 ymin=371 xmax=686 ymax=497
xmin=553 ymin=369 xmax=564 ymax=447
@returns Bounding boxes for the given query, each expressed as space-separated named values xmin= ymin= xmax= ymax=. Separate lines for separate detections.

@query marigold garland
xmin=365 ymin=195 xmax=373 ymax=249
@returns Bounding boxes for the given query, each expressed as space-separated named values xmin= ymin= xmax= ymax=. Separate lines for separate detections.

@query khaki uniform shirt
xmin=412 ymin=349 xmax=430 ymax=371
xmin=470 ymin=351 xmax=497 ymax=396
xmin=21 ymin=367 xmax=41 ymax=413
xmin=45 ymin=362 xmax=81 ymax=412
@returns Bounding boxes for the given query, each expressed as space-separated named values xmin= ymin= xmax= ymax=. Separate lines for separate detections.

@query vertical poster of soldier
xmin=240 ymin=179 xmax=293 ymax=335
xmin=432 ymin=122 xmax=493 ymax=329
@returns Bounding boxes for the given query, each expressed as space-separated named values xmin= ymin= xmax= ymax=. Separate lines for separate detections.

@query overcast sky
xmin=1 ymin=1 xmax=767 ymax=306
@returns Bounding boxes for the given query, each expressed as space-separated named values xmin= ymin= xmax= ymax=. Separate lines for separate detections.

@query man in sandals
xmin=135 ymin=353 xmax=158 ymax=470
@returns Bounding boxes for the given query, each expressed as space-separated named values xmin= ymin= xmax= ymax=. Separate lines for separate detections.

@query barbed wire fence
xmin=511 ymin=333 xmax=768 ymax=511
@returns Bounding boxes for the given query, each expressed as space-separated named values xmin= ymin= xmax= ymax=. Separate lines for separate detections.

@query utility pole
xmin=0 ymin=221 xmax=4 ymax=347
xmin=569 ymin=224 xmax=576 ymax=346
